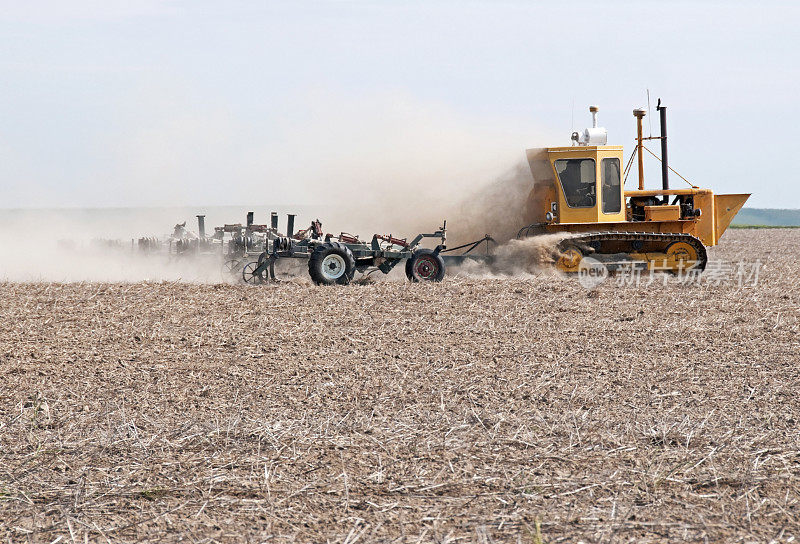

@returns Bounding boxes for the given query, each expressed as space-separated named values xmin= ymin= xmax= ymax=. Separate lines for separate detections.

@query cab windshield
xmin=555 ymin=159 xmax=596 ymax=208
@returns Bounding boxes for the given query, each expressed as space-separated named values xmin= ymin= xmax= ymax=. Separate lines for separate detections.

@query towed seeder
xmin=237 ymin=216 xmax=496 ymax=285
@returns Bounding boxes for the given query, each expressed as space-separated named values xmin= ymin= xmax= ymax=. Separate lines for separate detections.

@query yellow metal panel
xmin=524 ymin=184 xmax=556 ymax=225
xmin=713 ymin=194 xmax=750 ymax=244
xmin=644 ymin=205 xmax=681 ymax=221
xmin=525 ymin=148 xmax=558 ymax=224
xmin=692 ymin=193 xmax=716 ymax=246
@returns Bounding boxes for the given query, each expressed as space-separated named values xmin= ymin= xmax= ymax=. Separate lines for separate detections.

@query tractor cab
xmin=525 ymin=146 xmax=626 ymax=227
xmin=546 ymin=145 xmax=626 ymax=224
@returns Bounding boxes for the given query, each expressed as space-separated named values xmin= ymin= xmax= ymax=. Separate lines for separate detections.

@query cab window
xmin=554 ymin=159 xmax=596 ymax=208
xmin=601 ymin=158 xmax=621 ymax=214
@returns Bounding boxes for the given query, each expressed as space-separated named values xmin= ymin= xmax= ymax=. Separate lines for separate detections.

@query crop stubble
xmin=1 ymin=229 xmax=799 ymax=542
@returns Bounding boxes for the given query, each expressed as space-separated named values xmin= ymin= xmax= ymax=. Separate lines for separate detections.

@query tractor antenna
xmin=571 ymin=98 xmax=575 ymax=132
xmin=647 ymin=88 xmax=653 ymax=137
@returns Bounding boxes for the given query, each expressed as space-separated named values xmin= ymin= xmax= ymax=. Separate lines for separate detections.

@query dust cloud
xmin=449 ymin=234 xmax=570 ymax=279
xmin=0 ymin=208 xmax=226 ymax=283
xmin=1 ymin=94 xmax=565 ymax=282
xmin=442 ymin=161 xmax=540 ymax=246
xmin=313 ymin=158 xmax=543 ymax=247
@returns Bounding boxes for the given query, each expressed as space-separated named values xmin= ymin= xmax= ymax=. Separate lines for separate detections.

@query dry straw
xmin=0 ymin=229 xmax=798 ymax=542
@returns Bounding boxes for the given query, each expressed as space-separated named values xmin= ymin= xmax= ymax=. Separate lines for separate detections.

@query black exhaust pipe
xmin=270 ymin=212 xmax=278 ymax=230
xmin=246 ymin=211 xmax=254 ymax=228
xmin=196 ymin=215 xmax=206 ymax=238
xmin=657 ymin=99 xmax=669 ymax=203
xmin=287 ymin=214 xmax=296 ymax=237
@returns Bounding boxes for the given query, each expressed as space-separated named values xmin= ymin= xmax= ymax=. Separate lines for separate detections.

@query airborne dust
xmin=0 ymin=167 xmax=566 ymax=282
xmin=0 ymin=98 xmax=567 ymax=282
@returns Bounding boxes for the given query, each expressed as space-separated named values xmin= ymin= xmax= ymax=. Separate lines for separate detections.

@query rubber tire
xmin=405 ymin=249 xmax=446 ymax=282
xmin=308 ymin=242 xmax=356 ymax=285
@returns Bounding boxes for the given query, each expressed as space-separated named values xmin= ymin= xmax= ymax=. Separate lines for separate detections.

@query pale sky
xmin=0 ymin=0 xmax=796 ymax=209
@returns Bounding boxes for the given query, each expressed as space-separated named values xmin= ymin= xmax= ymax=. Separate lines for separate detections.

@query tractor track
xmin=558 ymin=231 xmax=708 ymax=270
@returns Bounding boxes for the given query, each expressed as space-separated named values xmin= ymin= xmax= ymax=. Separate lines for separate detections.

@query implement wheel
xmin=222 ymin=258 xmax=244 ymax=281
xmin=242 ymin=262 xmax=264 ymax=284
xmin=223 ymin=259 xmax=242 ymax=274
xmin=405 ymin=249 xmax=445 ymax=282
xmin=308 ymin=242 xmax=356 ymax=285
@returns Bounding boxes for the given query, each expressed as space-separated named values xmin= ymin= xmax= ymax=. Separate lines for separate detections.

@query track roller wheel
xmin=405 ymin=249 xmax=445 ymax=282
xmin=308 ymin=242 xmax=356 ymax=285
xmin=556 ymin=244 xmax=584 ymax=273
xmin=665 ymin=241 xmax=705 ymax=271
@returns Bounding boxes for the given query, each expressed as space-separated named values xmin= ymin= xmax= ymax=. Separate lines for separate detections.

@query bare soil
xmin=1 ymin=229 xmax=799 ymax=543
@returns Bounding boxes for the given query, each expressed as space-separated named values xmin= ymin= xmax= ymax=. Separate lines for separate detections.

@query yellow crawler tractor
xmin=521 ymin=101 xmax=749 ymax=272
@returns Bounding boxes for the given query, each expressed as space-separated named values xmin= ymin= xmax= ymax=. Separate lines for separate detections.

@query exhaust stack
xmin=657 ymin=99 xmax=669 ymax=201
xmin=270 ymin=212 xmax=278 ymax=230
xmin=287 ymin=214 xmax=296 ymax=237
